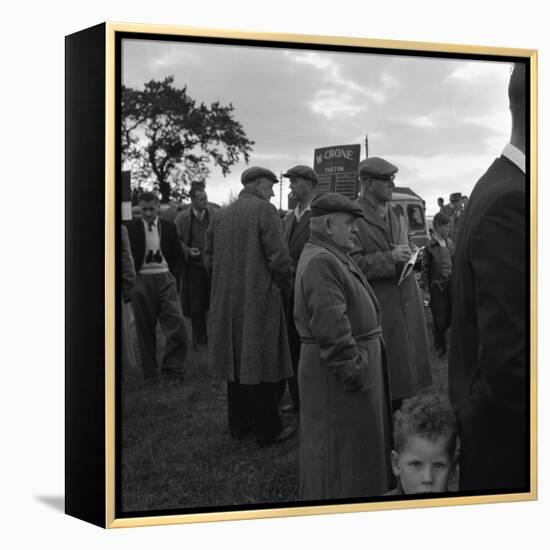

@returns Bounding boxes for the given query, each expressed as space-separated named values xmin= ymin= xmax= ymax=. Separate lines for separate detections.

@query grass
xmin=120 ymin=311 xmax=449 ymax=513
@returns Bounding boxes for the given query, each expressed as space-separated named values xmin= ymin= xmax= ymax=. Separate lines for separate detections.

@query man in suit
xmin=126 ymin=191 xmax=188 ymax=383
xmin=174 ymin=187 xmax=215 ymax=348
xmin=351 ymin=157 xmax=432 ymax=411
xmin=449 ymin=63 xmax=527 ymax=492
xmin=281 ymin=165 xmax=319 ymax=411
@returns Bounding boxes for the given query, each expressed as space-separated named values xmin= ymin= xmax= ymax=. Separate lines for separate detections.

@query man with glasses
xmin=351 ymin=157 xmax=431 ymax=411
xmin=126 ymin=191 xmax=188 ymax=384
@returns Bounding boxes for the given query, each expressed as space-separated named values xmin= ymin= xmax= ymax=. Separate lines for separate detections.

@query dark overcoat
xmin=283 ymin=209 xmax=312 ymax=273
xmin=449 ymin=155 xmax=527 ymax=491
xmin=174 ymin=206 xmax=215 ymax=316
xmin=351 ymin=197 xmax=432 ymax=401
xmin=204 ymin=188 xmax=293 ymax=384
xmin=294 ymin=228 xmax=393 ymax=500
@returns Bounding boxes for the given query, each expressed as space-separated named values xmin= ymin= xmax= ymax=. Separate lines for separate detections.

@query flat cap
xmin=358 ymin=157 xmax=398 ymax=181
xmin=310 ymin=192 xmax=365 ymax=219
xmin=450 ymin=192 xmax=462 ymax=201
xmin=283 ymin=165 xmax=318 ymax=184
xmin=241 ymin=166 xmax=278 ymax=185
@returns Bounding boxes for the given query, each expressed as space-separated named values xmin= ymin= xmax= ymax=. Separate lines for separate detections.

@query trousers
xmin=131 ymin=272 xmax=188 ymax=379
xmin=227 ymin=381 xmax=284 ymax=445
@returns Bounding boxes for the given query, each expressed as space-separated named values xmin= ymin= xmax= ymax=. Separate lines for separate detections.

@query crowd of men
xmin=121 ymin=63 xmax=527 ymax=501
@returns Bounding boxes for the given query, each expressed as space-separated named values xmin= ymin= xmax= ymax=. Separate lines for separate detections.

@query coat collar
xmin=239 ymin=187 xmax=267 ymax=201
xmin=309 ymin=227 xmax=381 ymax=312
xmin=356 ymin=196 xmax=391 ymax=235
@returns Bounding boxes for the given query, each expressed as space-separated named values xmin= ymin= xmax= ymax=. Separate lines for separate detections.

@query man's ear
xmin=324 ymin=217 xmax=332 ymax=235
xmin=391 ymin=450 xmax=400 ymax=477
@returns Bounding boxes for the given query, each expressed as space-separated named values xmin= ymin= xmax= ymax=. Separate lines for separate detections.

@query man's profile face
xmin=192 ymin=190 xmax=208 ymax=211
xmin=140 ymin=199 xmax=160 ymax=224
xmin=255 ymin=177 xmax=275 ymax=201
xmin=391 ymin=435 xmax=455 ymax=494
xmin=327 ymin=212 xmax=358 ymax=252
xmin=289 ymin=176 xmax=311 ymax=202
xmin=366 ymin=177 xmax=394 ymax=203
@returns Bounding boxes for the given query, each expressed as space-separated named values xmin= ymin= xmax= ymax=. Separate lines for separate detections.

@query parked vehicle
xmin=391 ymin=191 xmax=430 ymax=249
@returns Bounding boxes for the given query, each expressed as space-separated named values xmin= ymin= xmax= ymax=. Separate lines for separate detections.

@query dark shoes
xmin=273 ymin=424 xmax=296 ymax=443
xmin=258 ymin=424 xmax=296 ymax=447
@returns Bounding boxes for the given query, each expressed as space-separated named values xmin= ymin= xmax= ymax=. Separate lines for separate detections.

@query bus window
xmin=407 ymin=204 xmax=425 ymax=231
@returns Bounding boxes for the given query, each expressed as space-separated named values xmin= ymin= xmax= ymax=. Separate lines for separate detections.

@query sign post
xmin=313 ymin=144 xmax=361 ymax=200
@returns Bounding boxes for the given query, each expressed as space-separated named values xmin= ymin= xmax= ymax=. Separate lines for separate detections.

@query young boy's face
xmin=391 ymin=434 xmax=455 ymax=494
xmin=434 ymin=222 xmax=450 ymax=239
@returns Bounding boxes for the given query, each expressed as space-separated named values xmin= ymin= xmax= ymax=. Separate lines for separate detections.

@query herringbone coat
xmin=204 ymin=188 xmax=293 ymax=384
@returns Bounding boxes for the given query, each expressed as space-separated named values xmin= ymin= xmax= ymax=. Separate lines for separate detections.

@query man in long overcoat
xmin=351 ymin=157 xmax=431 ymax=408
xmin=294 ymin=192 xmax=393 ymax=500
xmin=204 ymin=166 xmax=295 ymax=446
xmin=174 ymin=187 xmax=215 ymax=347
xmin=449 ymin=63 xmax=527 ymax=491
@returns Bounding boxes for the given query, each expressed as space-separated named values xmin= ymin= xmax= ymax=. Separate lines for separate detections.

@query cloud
xmin=122 ymin=40 xmax=514 ymax=208
xmin=447 ymin=60 xmax=512 ymax=83
xmin=286 ymin=51 xmax=387 ymax=111
xmin=310 ymin=90 xmax=365 ymax=119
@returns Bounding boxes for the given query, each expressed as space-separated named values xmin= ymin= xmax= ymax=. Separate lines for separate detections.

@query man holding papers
xmin=352 ymin=157 xmax=432 ymax=410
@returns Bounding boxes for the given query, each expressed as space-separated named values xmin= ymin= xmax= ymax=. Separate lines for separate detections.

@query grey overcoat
xmin=352 ymin=197 xmax=432 ymax=401
xmin=204 ymin=188 xmax=293 ymax=384
xmin=294 ymin=228 xmax=393 ymax=500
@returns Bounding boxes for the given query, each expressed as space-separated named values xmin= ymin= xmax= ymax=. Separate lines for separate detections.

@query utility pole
xmin=279 ymin=172 xmax=283 ymax=211
xmin=365 ymin=134 xmax=369 ymax=159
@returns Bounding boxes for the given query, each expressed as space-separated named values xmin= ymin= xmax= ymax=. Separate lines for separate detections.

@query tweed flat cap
xmin=310 ymin=192 xmax=365 ymax=219
xmin=241 ymin=166 xmax=278 ymax=185
xmin=358 ymin=157 xmax=398 ymax=181
xmin=450 ymin=192 xmax=462 ymax=201
xmin=283 ymin=165 xmax=318 ymax=184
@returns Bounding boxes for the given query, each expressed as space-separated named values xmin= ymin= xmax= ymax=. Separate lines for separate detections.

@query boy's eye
xmin=434 ymin=462 xmax=447 ymax=469
xmin=409 ymin=461 xmax=422 ymax=469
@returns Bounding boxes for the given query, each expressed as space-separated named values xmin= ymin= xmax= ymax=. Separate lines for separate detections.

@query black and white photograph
xmin=6 ymin=0 xmax=549 ymax=547
xmin=117 ymin=30 xmax=531 ymax=518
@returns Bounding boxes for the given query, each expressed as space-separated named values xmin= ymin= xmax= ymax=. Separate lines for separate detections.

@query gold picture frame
xmin=65 ymin=21 xmax=537 ymax=528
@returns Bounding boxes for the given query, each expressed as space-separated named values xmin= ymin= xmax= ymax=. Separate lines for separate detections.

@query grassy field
xmin=120 ymin=312 xmax=449 ymax=513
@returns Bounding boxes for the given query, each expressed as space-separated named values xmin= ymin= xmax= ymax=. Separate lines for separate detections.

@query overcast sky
xmin=122 ymin=38 xmax=513 ymax=216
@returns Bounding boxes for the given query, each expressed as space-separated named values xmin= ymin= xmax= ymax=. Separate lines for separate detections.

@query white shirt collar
xmin=502 ymin=143 xmax=526 ymax=174
xmin=294 ymin=203 xmax=312 ymax=221
xmin=192 ymin=207 xmax=206 ymax=220
xmin=142 ymin=217 xmax=158 ymax=229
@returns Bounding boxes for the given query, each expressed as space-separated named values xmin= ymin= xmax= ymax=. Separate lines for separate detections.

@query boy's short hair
xmin=433 ymin=212 xmax=451 ymax=228
xmin=139 ymin=191 xmax=160 ymax=204
xmin=394 ymin=391 xmax=458 ymax=457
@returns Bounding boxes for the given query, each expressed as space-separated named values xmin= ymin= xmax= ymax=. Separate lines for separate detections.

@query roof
xmin=393 ymin=186 xmax=423 ymax=200
xmin=392 ymin=191 xmax=423 ymax=202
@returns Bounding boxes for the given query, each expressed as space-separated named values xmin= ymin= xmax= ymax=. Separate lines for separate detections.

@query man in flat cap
xmin=351 ymin=157 xmax=431 ymax=411
xmin=280 ymin=165 xmax=319 ymax=412
xmin=294 ymin=192 xmax=393 ymax=500
xmin=174 ymin=185 xmax=215 ymax=348
xmin=449 ymin=63 xmax=527 ymax=491
xmin=204 ymin=166 xmax=295 ymax=446
xmin=441 ymin=192 xmax=464 ymax=243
